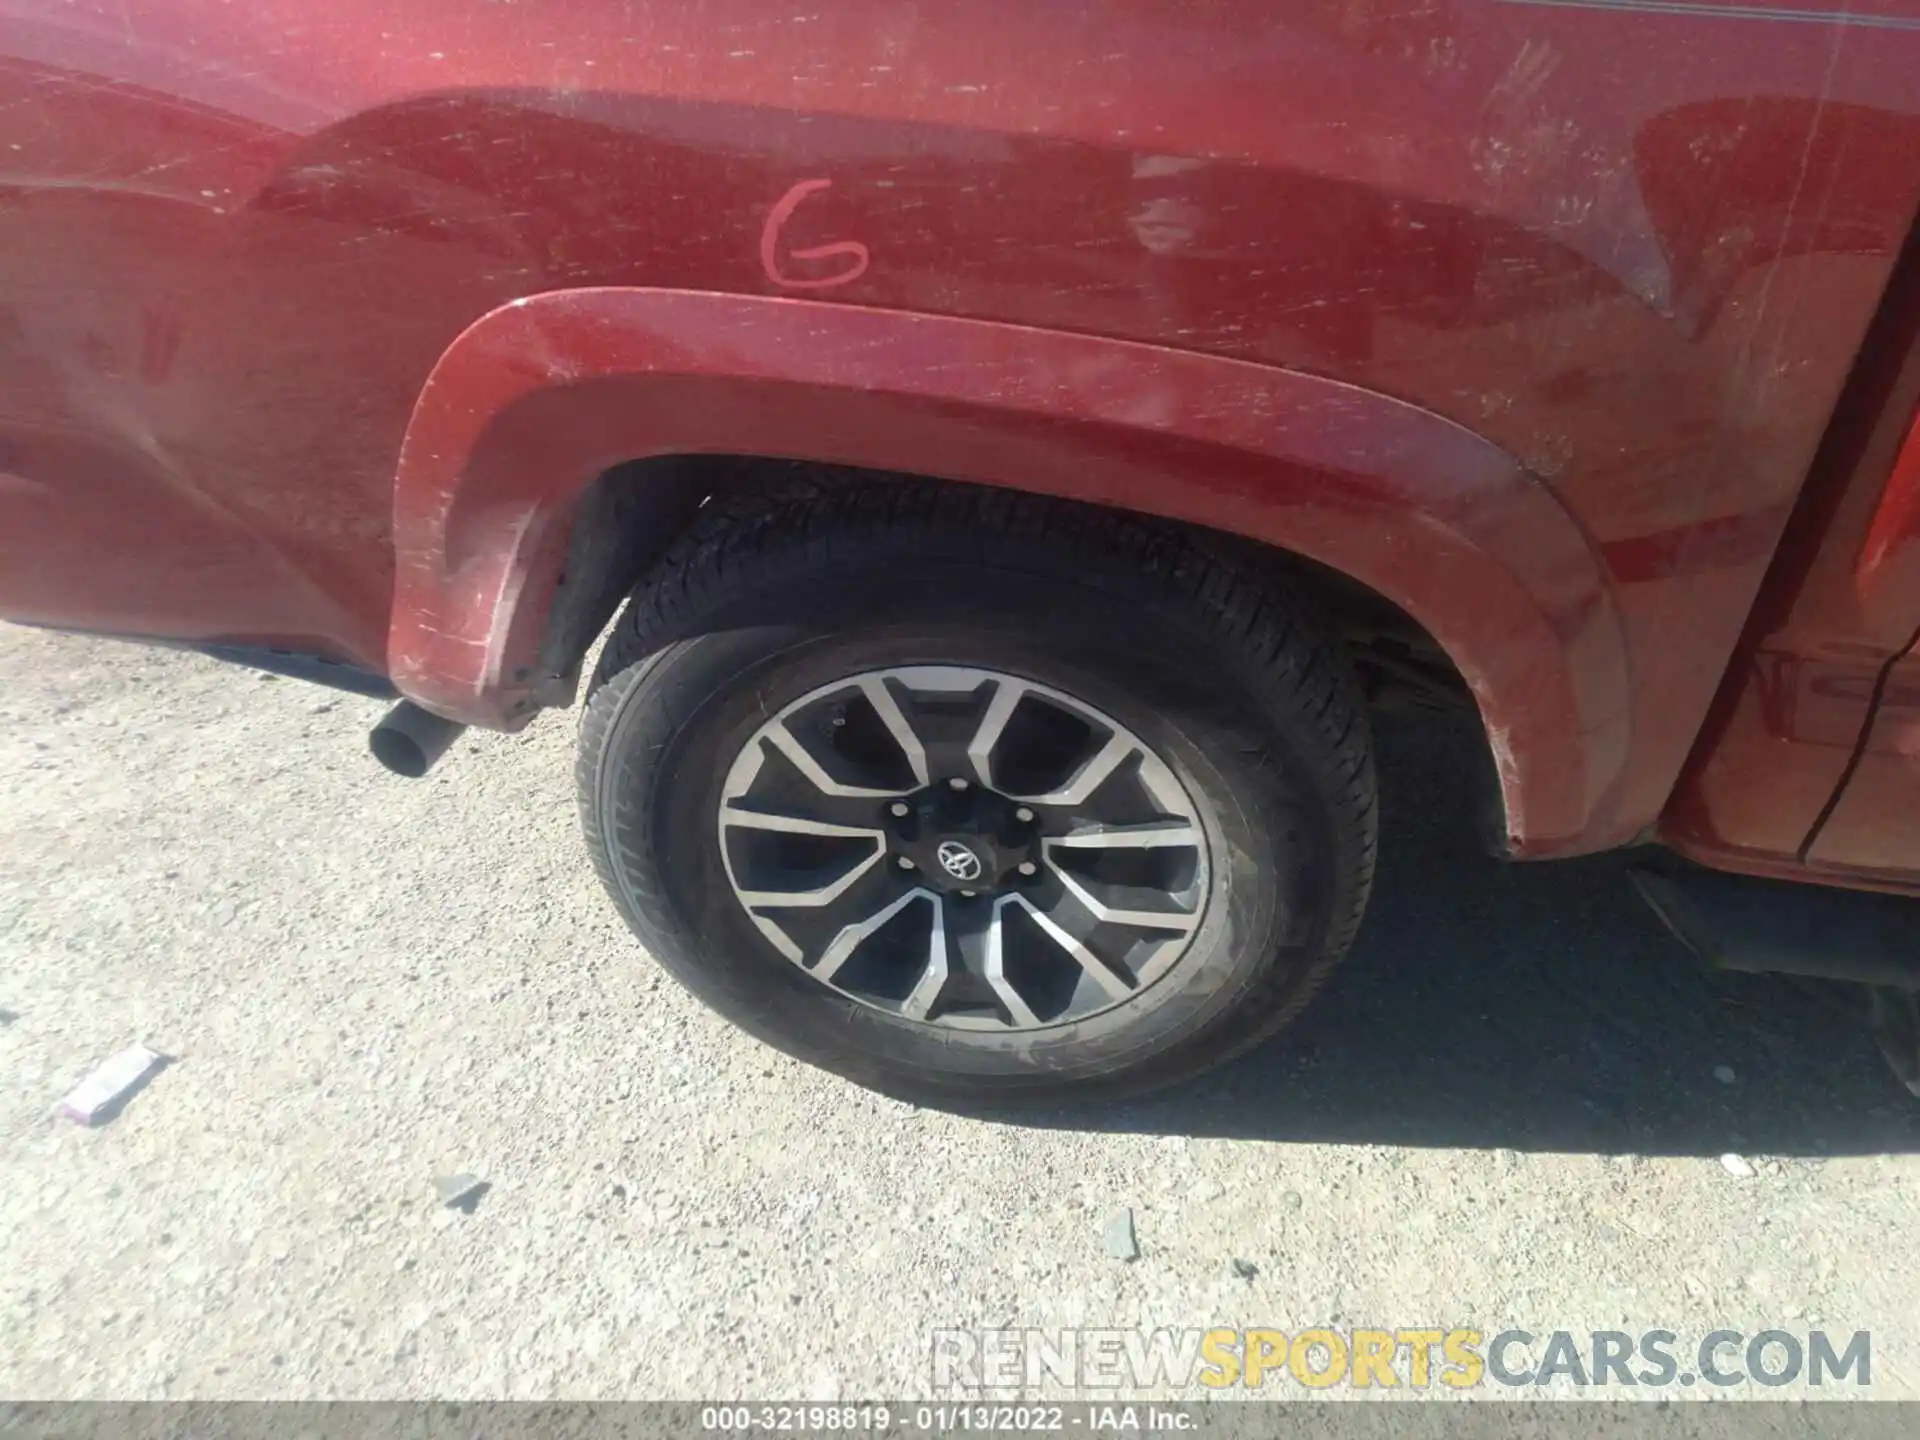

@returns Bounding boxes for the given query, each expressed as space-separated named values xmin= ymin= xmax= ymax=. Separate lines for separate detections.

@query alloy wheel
xmin=716 ymin=665 xmax=1210 ymax=1031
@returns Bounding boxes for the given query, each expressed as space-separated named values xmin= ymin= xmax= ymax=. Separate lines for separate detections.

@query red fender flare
xmin=391 ymin=288 xmax=1628 ymax=857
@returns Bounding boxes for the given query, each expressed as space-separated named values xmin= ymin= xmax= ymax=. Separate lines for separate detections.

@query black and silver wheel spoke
xmin=723 ymin=819 xmax=886 ymax=911
xmin=718 ymin=665 xmax=1210 ymax=1031
xmin=1043 ymin=823 xmax=1206 ymax=932
xmin=993 ymin=892 xmax=1135 ymax=1006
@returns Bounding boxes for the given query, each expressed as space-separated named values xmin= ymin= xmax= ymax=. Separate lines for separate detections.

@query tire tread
xmin=578 ymin=472 xmax=1376 ymax=1099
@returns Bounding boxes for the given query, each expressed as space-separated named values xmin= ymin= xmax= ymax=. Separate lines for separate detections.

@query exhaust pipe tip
xmin=370 ymin=701 xmax=468 ymax=778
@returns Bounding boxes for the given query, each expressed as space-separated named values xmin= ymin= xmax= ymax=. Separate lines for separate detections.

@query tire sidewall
xmin=588 ymin=564 xmax=1347 ymax=1099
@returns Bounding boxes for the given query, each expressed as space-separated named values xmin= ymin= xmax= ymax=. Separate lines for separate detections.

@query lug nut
xmin=1015 ymin=807 xmax=1034 ymax=823
xmin=948 ymin=777 xmax=969 ymax=791
xmin=1018 ymin=861 xmax=1037 ymax=876
xmin=898 ymin=856 xmax=915 ymax=870
xmin=889 ymin=802 xmax=910 ymax=817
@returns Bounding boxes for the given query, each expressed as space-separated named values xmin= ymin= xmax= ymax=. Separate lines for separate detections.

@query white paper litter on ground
xmin=58 ymin=1045 xmax=165 ymax=1125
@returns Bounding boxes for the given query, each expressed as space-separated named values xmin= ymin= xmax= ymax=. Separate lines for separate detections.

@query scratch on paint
xmin=1483 ymin=38 xmax=1560 ymax=114
xmin=1735 ymin=18 xmax=1845 ymax=382
xmin=1495 ymin=0 xmax=1920 ymax=29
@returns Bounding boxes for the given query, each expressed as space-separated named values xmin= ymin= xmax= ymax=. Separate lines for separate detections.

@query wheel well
xmin=537 ymin=455 xmax=1479 ymax=724
xmin=392 ymin=285 xmax=1621 ymax=854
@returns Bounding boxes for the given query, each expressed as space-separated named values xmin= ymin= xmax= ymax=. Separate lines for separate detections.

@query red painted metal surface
xmin=1660 ymin=266 xmax=1920 ymax=887
xmin=1805 ymin=640 xmax=1920 ymax=881
xmin=2 ymin=0 xmax=1919 ymax=866
xmin=1860 ymin=405 xmax=1920 ymax=623
xmin=392 ymin=288 xmax=1627 ymax=855
xmin=1799 ymin=404 xmax=1920 ymax=881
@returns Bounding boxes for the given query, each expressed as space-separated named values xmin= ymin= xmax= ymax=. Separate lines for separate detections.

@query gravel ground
xmin=4 ymin=623 xmax=1920 ymax=1403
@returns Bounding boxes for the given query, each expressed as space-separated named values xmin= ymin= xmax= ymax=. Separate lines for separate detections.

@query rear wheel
xmin=577 ymin=480 xmax=1376 ymax=1104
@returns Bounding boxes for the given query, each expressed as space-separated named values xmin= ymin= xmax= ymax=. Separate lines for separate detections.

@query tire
xmin=576 ymin=477 xmax=1376 ymax=1105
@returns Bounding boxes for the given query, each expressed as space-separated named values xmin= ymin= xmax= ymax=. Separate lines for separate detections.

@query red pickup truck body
xmin=2 ymin=0 xmax=1917 ymax=898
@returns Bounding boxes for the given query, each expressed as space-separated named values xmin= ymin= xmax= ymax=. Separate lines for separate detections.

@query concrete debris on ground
xmin=57 ymin=1044 xmax=166 ymax=1126
xmin=7 ymin=628 xmax=1920 ymax=1399
xmin=1101 ymin=1208 xmax=1138 ymax=1262
xmin=1714 ymin=1065 xmax=1737 ymax=1085
xmin=1719 ymin=1153 xmax=1756 ymax=1179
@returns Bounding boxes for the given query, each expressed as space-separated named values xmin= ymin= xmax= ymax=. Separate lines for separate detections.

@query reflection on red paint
xmin=1599 ymin=502 xmax=1794 ymax=585
xmin=1859 ymin=406 xmax=1920 ymax=602
xmin=759 ymin=179 xmax=871 ymax=292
